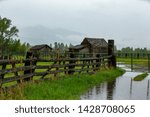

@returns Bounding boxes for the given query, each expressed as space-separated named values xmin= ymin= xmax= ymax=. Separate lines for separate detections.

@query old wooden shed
xmin=70 ymin=37 xmax=108 ymax=54
xmin=30 ymin=44 xmax=52 ymax=58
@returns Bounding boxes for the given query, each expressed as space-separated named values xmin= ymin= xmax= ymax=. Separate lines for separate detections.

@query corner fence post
xmin=108 ymin=40 xmax=116 ymax=68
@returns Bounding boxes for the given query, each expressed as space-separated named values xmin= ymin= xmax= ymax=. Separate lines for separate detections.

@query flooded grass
xmin=133 ymin=72 xmax=149 ymax=81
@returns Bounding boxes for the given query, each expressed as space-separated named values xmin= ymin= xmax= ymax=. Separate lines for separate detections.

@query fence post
xmin=63 ymin=60 xmax=67 ymax=75
xmin=24 ymin=51 xmax=34 ymax=81
xmin=12 ymin=62 xmax=20 ymax=83
xmin=96 ymin=54 xmax=100 ymax=70
xmin=68 ymin=51 xmax=75 ymax=75
xmin=86 ymin=60 xmax=90 ymax=73
xmin=0 ymin=56 xmax=8 ymax=87
xmin=0 ymin=63 xmax=6 ymax=88
xmin=108 ymin=40 xmax=116 ymax=68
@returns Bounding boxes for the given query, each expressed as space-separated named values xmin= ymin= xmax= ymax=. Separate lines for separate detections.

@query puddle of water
xmin=80 ymin=72 xmax=150 ymax=100
xmin=117 ymin=62 xmax=148 ymax=72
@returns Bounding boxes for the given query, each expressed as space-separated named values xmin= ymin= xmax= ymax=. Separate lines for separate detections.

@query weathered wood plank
xmin=37 ymin=56 xmax=111 ymax=62
xmin=36 ymin=62 xmax=102 ymax=69
xmin=34 ymin=67 xmax=98 ymax=76
xmin=2 ymin=74 xmax=34 ymax=83
xmin=0 ymin=66 xmax=36 ymax=75
xmin=0 ymin=58 xmax=37 ymax=65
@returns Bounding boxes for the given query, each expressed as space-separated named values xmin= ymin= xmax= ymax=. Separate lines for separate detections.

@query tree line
xmin=50 ymin=42 xmax=69 ymax=53
xmin=117 ymin=47 xmax=150 ymax=58
xmin=117 ymin=47 xmax=150 ymax=54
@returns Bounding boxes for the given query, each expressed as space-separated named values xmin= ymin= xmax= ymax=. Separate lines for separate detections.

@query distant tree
xmin=54 ymin=42 xmax=58 ymax=49
xmin=118 ymin=46 xmax=150 ymax=58
xmin=60 ymin=43 xmax=64 ymax=49
xmin=26 ymin=43 xmax=30 ymax=49
xmin=69 ymin=43 xmax=73 ymax=48
xmin=58 ymin=43 xmax=64 ymax=52
xmin=58 ymin=43 xmax=61 ymax=49
xmin=50 ymin=43 xmax=52 ymax=48
xmin=121 ymin=47 xmax=133 ymax=53
xmin=64 ymin=44 xmax=68 ymax=51
xmin=0 ymin=16 xmax=19 ymax=54
xmin=0 ymin=16 xmax=30 ymax=56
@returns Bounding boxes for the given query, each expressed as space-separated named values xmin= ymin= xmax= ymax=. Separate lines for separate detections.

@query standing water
xmin=80 ymin=64 xmax=150 ymax=100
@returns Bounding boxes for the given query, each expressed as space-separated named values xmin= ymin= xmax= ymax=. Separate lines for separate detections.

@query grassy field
xmin=0 ymin=68 xmax=124 ymax=100
xmin=117 ymin=58 xmax=148 ymax=67
xmin=133 ymin=72 xmax=149 ymax=81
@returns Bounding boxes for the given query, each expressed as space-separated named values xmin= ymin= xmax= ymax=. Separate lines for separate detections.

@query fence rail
xmin=0 ymin=54 xmax=114 ymax=88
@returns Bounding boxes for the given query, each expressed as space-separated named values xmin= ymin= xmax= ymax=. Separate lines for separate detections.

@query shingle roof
xmin=81 ymin=37 xmax=108 ymax=48
xmin=30 ymin=44 xmax=52 ymax=50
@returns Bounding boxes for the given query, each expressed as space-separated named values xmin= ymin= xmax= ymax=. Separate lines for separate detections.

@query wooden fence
xmin=0 ymin=54 xmax=115 ymax=88
xmin=0 ymin=40 xmax=116 ymax=88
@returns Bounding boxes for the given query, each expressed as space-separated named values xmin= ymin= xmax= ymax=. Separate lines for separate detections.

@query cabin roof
xmin=81 ymin=37 xmax=108 ymax=48
xmin=30 ymin=44 xmax=52 ymax=51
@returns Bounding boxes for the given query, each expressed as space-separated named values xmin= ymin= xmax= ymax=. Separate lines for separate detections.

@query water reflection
xmin=106 ymin=80 xmax=116 ymax=100
xmin=130 ymin=78 xmax=133 ymax=97
xmin=147 ymin=80 xmax=150 ymax=99
xmin=80 ymin=72 xmax=150 ymax=100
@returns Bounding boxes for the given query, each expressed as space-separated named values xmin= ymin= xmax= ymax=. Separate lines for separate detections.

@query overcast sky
xmin=0 ymin=0 xmax=150 ymax=49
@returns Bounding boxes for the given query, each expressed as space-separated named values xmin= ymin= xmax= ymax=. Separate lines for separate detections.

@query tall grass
xmin=0 ymin=68 xmax=124 ymax=100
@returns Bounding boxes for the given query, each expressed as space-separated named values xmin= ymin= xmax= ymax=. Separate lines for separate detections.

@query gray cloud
xmin=141 ymin=0 xmax=150 ymax=2
xmin=1 ymin=0 xmax=150 ymax=49
xmin=19 ymin=26 xmax=85 ymax=45
xmin=0 ymin=0 xmax=7 ymax=2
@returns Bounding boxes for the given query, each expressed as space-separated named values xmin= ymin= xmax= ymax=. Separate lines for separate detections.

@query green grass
xmin=0 ymin=68 xmax=125 ymax=100
xmin=133 ymin=72 xmax=149 ymax=81
xmin=117 ymin=58 xmax=148 ymax=66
